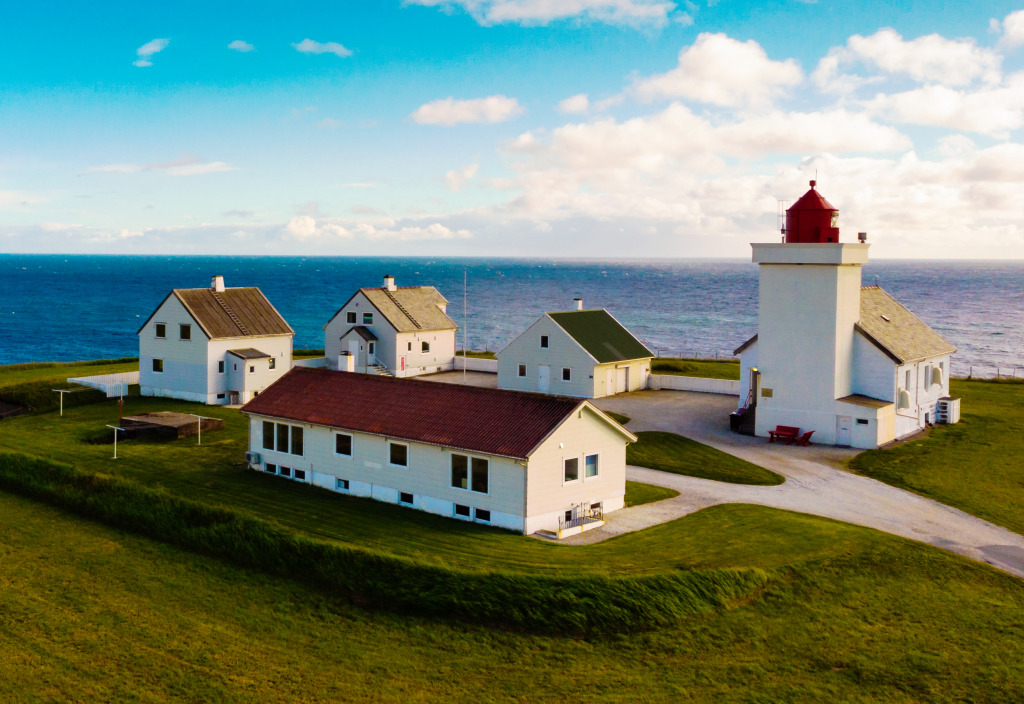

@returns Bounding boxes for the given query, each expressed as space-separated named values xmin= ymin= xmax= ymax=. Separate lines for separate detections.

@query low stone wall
xmin=648 ymin=374 xmax=740 ymax=395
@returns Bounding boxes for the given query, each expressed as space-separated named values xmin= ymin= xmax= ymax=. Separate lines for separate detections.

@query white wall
xmin=215 ymin=336 xmax=292 ymax=404
xmin=139 ymin=295 xmax=212 ymax=402
xmin=453 ymin=357 xmax=498 ymax=373
xmin=394 ymin=330 xmax=457 ymax=377
xmin=497 ymin=316 xmax=598 ymax=398
xmin=648 ymin=374 xmax=740 ymax=395
xmin=592 ymin=360 xmax=651 ymax=398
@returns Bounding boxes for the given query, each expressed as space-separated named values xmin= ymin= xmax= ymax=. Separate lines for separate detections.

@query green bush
xmin=0 ymin=452 xmax=768 ymax=635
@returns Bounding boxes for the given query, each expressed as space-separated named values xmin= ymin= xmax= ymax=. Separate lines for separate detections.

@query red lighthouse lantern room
xmin=784 ymin=180 xmax=839 ymax=243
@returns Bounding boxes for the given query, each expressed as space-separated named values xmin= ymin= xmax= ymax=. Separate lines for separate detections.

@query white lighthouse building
xmin=733 ymin=182 xmax=958 ymax=449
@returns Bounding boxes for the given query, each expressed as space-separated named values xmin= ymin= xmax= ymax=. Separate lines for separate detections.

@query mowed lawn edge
xmin=628 ymin=431 xmax=785 ymax=486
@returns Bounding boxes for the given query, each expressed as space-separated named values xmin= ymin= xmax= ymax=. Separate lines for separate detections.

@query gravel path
xmin=558 ymin=390 xmax=1024 ymax=579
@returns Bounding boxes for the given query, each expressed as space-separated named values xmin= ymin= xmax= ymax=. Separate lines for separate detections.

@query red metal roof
xmin=787 ymin=180 xmax=836 ymax=212
xmin=241 ymin=367 xmax=585 ymax=459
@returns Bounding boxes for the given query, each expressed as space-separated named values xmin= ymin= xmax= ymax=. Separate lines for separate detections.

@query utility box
xmin=937 ymin=397 xmax=961 ymax=424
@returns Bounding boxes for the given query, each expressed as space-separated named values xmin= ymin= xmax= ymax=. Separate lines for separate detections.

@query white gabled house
xmin=497 ymin=302 xmax=654 ymax=398
xmin=138 ymin=276 xmax=294 ymax=405
xmin=323 ymin=275 xmax=458 ymax=377
xmin=733 ymin=182 xmax=958 ymax=449
xmin=240 ymin=367 xmax=635 ymax=536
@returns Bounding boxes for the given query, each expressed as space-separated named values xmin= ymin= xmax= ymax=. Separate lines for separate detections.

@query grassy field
xmin=624 ymin=480 xmax=678 ymax=507
xmin=3 ymin=490 xmax=1024 ymax=702
xmin=456 ymin=350 xmax=497 ymax=359
xmin=605 ymin=410 xmax=631 ymax=425
xmin=652 ymin=357 xmax=741 ymax=380
xmin=628 ymin=431 xmax=785 ymax=485
xmin=851 ymin=379 xmax=1024 ymax=536
xmin=0 ymin=358 xmax=138 ymax=389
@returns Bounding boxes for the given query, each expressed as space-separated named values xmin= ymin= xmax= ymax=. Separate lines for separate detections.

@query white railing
xmin=648 ymin=374 xmax=740 ymax=395
xmin=453 ymin=356 xmax=498 ymax=373
xmin=67 ymin=371 xmax=140 ymax=398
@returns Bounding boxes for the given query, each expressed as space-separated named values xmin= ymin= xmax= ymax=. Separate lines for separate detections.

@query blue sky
xmin=3 ymin=0 xmax=1024 ymax=258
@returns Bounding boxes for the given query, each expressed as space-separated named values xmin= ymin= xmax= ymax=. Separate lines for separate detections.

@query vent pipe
xmin=574 ymin=298 xmax=583 ymax=311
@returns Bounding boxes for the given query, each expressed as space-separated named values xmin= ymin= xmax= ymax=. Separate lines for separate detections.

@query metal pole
xmin=190 ymin=414 xmax=211 ymax=446
xmin=107 ymin=425 xmax=125 ymax=459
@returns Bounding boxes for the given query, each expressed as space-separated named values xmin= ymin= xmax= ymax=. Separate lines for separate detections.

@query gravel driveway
xmin=577 ymin=389 xmax=1024 ymax=579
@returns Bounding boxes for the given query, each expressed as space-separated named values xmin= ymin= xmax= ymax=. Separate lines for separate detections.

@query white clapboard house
xmin=138 ymin=276 xmax=294 ymax=405
xmin=497 ymin=302 xmax=653 ymax=398
xmin=240 ymin=367 xmax=635 ymax=537
xmin=323 ymin=275 xmax=458 ymax=377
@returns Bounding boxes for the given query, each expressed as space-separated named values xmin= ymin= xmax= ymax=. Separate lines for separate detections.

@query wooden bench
xmin=793 ymin=430 xmax=814 ymax=446
xmin=768 ymin=425 xmax=800 ymax=444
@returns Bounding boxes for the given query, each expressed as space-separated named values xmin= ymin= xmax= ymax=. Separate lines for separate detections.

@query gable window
xmin=518 ymin=364 xmax=526 ymax=377
xmin=218 ymin=361 xmax=224 ymax=374
xmin=152 ymin=358 xmax=164 ymax=373
xmin=585 ymin=454 xmax=599 ymax=478
xmin=540 ymin=335 xmax=549 ymax=349
xmin=389 ymin=442 xmax=408 ymax=467
xmin=363 ymin=312 xmax=373 ymax=324
xmin=421 ymin=341 xmax=430 ymax=353
xmin=346 ymin=311 xmax=357 ymax=324
xmin=451 ymin=454 xmax=489 ymax=493
xmin=335 ymin=433 xmax=353 ymax=456
xmin=564 ymin=457 xmax=579 ymax=482
xmin=155 ymin=323 xmax=166 ymax=339
xmin=269 ymin=358 xmax=276 ymax=370
xmin=179 ymin=324 xmax=191 ymax=341
xmin=562 ymin=367 xmax=571 ymax=382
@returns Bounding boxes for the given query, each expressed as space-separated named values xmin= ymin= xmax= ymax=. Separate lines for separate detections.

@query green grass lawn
xmin=850 ymin=379 xmax=1024 ymax=536
xmin=0 ymin=358 xmax=138 ymax=389
xmin=651 ymin=357 xmax=741 ymax=380
xmin=628 ymin=431 xmax=785 ymax=485
xmin=3 ymin=491 xmax=1024 ymax=702
xmin=624 ymin=480 xmax=679 ymax=507
xmin=456 ymin=350 xmax=497 ymax=359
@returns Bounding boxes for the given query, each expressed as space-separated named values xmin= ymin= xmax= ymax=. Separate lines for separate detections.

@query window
xmin=518 ymin=364 xmax=526 ymax=377
xmin=346 ymin=311 xmax=357 ymax=324
xmin=335 ymin=433 xmax=352 ymax=456
xmin=280 ymin=466 xmax=291 ymax=478
xmin=155 ymin=323 xmax=166 ymax=338
xmin=152 ymin=358 xmax=164 ymax=373
xmin=179 ymin=324 xmax=191 ymax=340
xmin=562 ymin=367 xmax=571 ymax=382
xmin=265 ymin=463 xmax=277 ymax=474
xmin=216 ymin=393 xmax=225 ymax=400
xmin=591 ymin=502 xmax=602 ymax=511
xmin=585 ymin=454 xmax=599 ymax=478
xmin=276 ymin=423 xmax=289 ymax=452
xmin=400 ymin=492 xmax=414 ymax=505
xmin=451 ymin=454 xmax=468 ymax=490
xmin=336 ymin=478 xmax=350 ymax=491
xmin=451 ymin=454 xmax=489 ymax=493
xmin=389 ymin=442 xmax=408 ymax=467
xmin=363 ymin=312 xmax=373 ymax=324
xmin=294 ymin=469 xmax=306 ymax=481
xmin=564 ymin=457 xmax=579 ymax=482
xmin=263 ymin=421 xmax=274 ymax=450
xmin=218 ymin=361 xmax=224 ymax=373
xmin=234 ymin=363 xmax=238 ymax=371
xmin=475 ymin=508 xmax=490 ymax=523
xmin=454 ymin=504 xmax=471 ymax=517
xmin=540 ymin=335 xmax=549 ymax=349
xmin=249 ymin=365 xmax=255 ymax=373
xmin=369 ymin=342 xmax=375 ymax=356
xmin=269 ymin=358 xmax=276 ymax=370
xmin=471 ymin=457 xmax=489 ymax=493
xmin=408 ymin=342 xmax=412 ymax=352
xmin=905 ymin=370 xmax=912 ymax=389
xmin=421 ymin=341 xmax=430 ymax=353
xmin=291 ymin=426 xmax=303 ymax=456
xmin=856 ymin=419 xmax=869 ymax=425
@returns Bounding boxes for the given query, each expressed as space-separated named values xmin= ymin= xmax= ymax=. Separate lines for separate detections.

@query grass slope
xmin=3 ymin=492 xmax=1024 ymax=702
xmin=851 ymin=379 xmax=1024 ymax=536
xmin=624 ymin=480 xmax=679 ymax=507
xmin=651 ymin=357 xmax=741 ymax=380
xmin=628 ymin=431 xmax=785 ymax=486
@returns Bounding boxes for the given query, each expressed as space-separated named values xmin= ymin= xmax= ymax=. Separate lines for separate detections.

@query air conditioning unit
xmin=936 ymin=397 xmax=960 ymax=424
xmin=244 ymin=451 xmax=261 ymax=466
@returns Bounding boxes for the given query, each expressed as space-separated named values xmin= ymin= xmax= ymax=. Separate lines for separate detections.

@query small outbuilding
xmin=497 ymin=303 xmax=653 ymax=398
xmin=240 ymin=366 xmax=635 ymax=536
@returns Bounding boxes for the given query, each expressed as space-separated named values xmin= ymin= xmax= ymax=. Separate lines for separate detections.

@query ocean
xmin=1 ymin=254 xmax=1021 ymax=378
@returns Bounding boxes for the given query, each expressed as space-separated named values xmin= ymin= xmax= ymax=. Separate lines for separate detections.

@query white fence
xmin=453 ymin=357 xmax=498 ymax=373
xmin=67 ymin=371 xmax=140 ymax=398
xmin=648 ymin=374 xmax=740 ymax=395
xmin=293 ymin=357 xmax=330 ymax=368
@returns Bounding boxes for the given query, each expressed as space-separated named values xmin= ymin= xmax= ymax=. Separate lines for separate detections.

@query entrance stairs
xmin=368 ymin=363 xmax=393 ymax=377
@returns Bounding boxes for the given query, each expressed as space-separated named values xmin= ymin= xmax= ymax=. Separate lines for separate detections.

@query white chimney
xmin=383 ymin=275 xmax=396 ymax=292
xmin=211 ymin=275 xmax=225 ymax=292
xmin=339 ymin=352 xmax=355 ymax=372
xmin=574 ymin=298 xmax=583 ymax=311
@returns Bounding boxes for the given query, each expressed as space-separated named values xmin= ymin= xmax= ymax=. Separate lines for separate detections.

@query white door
xmin=538 ymin=365 xmax=550 ymax=393
xmin=616 ymin=367 xmax=627 ymax=394
xmin=348 ymin=340 xmax=360 ymax=368
xmin=836 ymin=416 xmax=852 ymax=446
xmin=368 ymin=342 xmax=376 ymax=366
xmin=605 ymin=368 xmax=615 ymax=396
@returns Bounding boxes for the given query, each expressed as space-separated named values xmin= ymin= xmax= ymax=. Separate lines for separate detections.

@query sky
xmin=3 ymin=0 xmax=1024 ymax=259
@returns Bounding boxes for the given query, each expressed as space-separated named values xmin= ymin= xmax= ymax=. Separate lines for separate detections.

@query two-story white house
xmin=497 ymin=302 xmax=653 ymax=398
xmin=138 ymin=276 xmax=294 ymax=405
xmin=323 ymin=275 xmax=458 ymax=377
xmin=240 ymin=366 xmax=635 ymax=536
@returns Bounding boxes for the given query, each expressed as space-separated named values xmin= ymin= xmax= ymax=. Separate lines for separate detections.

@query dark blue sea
xmin=1 ymin=255 xmax=1021 ymax=378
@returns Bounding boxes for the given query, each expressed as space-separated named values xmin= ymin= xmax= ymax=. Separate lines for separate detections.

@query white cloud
xmin=0 ymin=190 xmax=47 ymax=210
xmin=87 ymin=155 xmax=237 ymax=176
xmin=284 ymin=216 xmax=469 ymax=242
xmin=632 ymin=33 xmax=803 ymax=107
xmin=998 ymin=9 xmax=1024 ymax=48
xmin=557 ymin=93 xmax=590 ymax=114
xmin=133 ymin=38 xmax=169 ymax=67
xmin=228 ymin=40 xmax=255 ymax=52
xmin=291 ymin=38 xmax=352 ymax=57
xmin=411 ymin=95 xmax=524 ymax=125
xmin=406 ymin=0 xmax=678 ymax=27
xmin=446 ymin=163 xmax=479 ymax=191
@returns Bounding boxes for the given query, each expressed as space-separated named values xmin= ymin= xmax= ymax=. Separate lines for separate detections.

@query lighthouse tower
xmin=745 ymin=181 xmax=869 ymax=444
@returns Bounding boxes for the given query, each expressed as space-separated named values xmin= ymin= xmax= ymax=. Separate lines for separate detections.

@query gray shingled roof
xmin=856 ymin=286 xmax=956 ymax=364
xmin=138 ymin=287 xmax=293 ymax=339
xmin=359 ymin=286 xmax=457 ymax=332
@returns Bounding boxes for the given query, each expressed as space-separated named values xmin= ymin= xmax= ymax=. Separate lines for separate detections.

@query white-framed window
xmin=540 ymin=335 xmax=549 ymax=349
xmin=564 ymin=457 xmax=579 ymax=482
xmin=265 ymin=463 xmax=277 ymax=474
xmin=454 ymin=504 xmax=471 ymax=518
xmin=363 ymin=312 xmax=373 ymax=324
xmin=451 ymin=454 xmax=489 ymax=494
xmin=294 ymin=469 xmax=306 ymax=481
xmin=336 ymin=478 xmax=350 ymax=491
xmin=263 ymin=421 xmax=303 ymax=455
xmin=218 ymin=361 xmax=224 ymax=373
xmin=280 ymin=466 xmax=292 ymax=478
xmin=179 ymin=324 xmax=191 ymax=341
xmin=475 ymin=508 xmax=490 ymax=523
xmin=562 ymin=367 xmax=571 ymax=382
xmin=905 ymin=369 xmax=912 ymax=389
xmin=408 ymin=342 xmax=412 ymax=351
xmin=346 ymin=311 xmax=357 ymax=324
xmin=389 ymin=442 xmax=408 ymax=467
xmin=422 ymin=341 xmax=430 ymax=353
xmin=585 ymin=453 xmax=599 ymax=478
xmin=291 ymin=426 xmax=303 ymax=456
xmin=152 ymin=358 xmax=164 ymax=373
xmin=155 ymin=323 xmax=166 ymax=338
xmin=518 ymin=364 xmax=526 ymax=377
xmin=335 ymin=432 xmax=353 ymax=456
xmin=249 ymin=365 xmax=255 ymax=373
